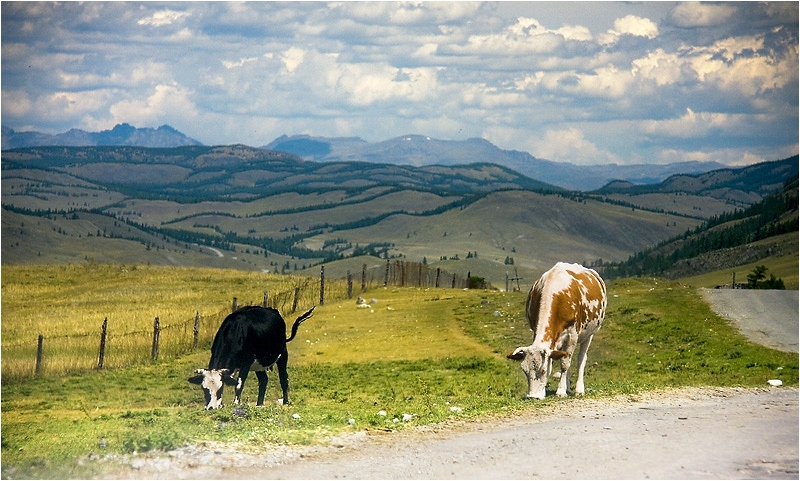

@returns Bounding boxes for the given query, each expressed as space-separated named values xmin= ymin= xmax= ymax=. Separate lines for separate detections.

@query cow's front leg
xmin=555 ymin=356 xmax=571 ymax=397
xmin=234 ymin=365 xmax=250 ymax=405
xmin=255 ymin=370 xmax=268 ymax=406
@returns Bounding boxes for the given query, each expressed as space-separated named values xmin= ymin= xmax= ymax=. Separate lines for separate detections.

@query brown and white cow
xmin=507 ymin=262 xmax=607 ymax=399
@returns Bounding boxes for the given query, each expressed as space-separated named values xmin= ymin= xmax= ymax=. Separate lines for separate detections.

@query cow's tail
xmin=286 ymin=306 xmax=315 ymax=342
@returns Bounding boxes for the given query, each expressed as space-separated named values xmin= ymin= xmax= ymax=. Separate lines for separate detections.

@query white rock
xmin=377 ymin=410 xmax=387 ymax=416
xmin=768 ymin=379 xmax=783 ymax=386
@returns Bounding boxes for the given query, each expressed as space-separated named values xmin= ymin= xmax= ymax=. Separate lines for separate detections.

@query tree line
xmin=601 ymin=176 xmax=798 ymax=280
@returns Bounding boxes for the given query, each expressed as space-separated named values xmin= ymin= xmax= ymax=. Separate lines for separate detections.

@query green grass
xmin=1 ymin=273 xmax=797 ymax=478
xmin=680 ymin=252 xmax=798 ymax=290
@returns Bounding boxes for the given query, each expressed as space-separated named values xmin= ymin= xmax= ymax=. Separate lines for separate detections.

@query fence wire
xmin=2 ymin=262 xmax=479 ymax=383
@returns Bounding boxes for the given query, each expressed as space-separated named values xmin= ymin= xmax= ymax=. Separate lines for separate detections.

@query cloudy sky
xmin=2 ymin=2 xmax=798 ymax=166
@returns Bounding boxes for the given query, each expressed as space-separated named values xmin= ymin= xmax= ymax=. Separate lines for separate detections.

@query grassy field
xmin=2 ymin=186 xmax=705 ymax=288
xmin=0 ymin=264 xmax=347 ymax=380
xmin=680 ymin=254 xmax=798 ymax=290
xmin=678 ymin=233 xmax=798 ymax=290
xmin=302 ymin=190 xmax=703 ymax=285
xmin=1 ymin=265 xmax=797 ymax=478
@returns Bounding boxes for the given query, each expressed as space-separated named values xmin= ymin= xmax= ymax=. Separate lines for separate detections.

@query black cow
xmin=189 ymin=305 xmax=314 ymax=410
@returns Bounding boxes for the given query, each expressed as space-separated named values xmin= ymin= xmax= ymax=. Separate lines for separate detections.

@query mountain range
xmin=263 ymin=134 xmax=728 ymax=191
xmin=1 ymin=123 xmax=202 ymax=150
xmin=3 ymin=124 xmax=728 ymax=191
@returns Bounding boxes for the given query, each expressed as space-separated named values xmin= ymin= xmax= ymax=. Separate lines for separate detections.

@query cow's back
xmin=526 ymin=263 xmax=606 ymax=345
xmin=209 ymin=306 xmax=287 ymax=369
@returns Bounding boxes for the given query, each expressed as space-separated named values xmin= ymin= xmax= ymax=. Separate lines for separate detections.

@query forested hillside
xmin=601 ymin=176 xmax=798 ymax=280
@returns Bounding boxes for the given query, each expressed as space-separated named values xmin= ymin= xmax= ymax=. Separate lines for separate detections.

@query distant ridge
xmin=263 ymin=133 xmax=727 ymax=191
xmin=1 ymin=123 xmax=203 ymax=149
xmin=594 ymin=156 xmax=799 ymax=201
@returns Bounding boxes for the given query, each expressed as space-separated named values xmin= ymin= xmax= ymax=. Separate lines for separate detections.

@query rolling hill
xmin=1 ymin=145 xmax=796 ymax=287
xmin=3 ymin=124 xmax=728 ymax=191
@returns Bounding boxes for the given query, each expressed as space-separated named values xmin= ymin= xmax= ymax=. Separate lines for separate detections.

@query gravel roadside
xmin=104 ymin=386 xmax=798 ymax=480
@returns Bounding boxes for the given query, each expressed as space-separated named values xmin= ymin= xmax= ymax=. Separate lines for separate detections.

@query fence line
xmin=3 ymin=261 xmax=484 ymax=383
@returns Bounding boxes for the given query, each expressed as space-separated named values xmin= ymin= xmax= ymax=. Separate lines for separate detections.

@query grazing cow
xmin=507 ymin=262 xmax=606 ymax=399
xmin=189 ymin=306 xmax=314 ymax=410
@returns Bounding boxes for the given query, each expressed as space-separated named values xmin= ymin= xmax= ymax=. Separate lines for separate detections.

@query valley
xmin=1 ymin=145 xmax=796 ymax=288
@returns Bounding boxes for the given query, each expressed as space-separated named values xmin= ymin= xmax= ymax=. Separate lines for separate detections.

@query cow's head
xmin=188 ymin=369 xmax=238 ymax=410
xmin=507 ymin=347 xmax=567 ymax=399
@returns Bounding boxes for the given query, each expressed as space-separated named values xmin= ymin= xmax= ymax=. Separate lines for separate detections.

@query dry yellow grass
xmin=291 ymin=288 xmax=501 ymax=365
xmin=1 ymin=264 xmax=347 ymax=379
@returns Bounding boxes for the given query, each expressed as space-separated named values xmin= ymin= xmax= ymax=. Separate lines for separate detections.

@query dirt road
xmin=700 ymin=289 xmax=798 ymax=353
xmin=105 ymin=290 xmax=799 ymax=479
xmin=107 ymin=387 xmax=798 ymax=480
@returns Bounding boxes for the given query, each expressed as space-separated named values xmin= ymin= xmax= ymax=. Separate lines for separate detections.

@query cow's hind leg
xmin=277 ymin=349 xmax=290 ymax=405
xmin=574 ymin=335 xmax=594 ymax=396
xmin=255 ymin=370 xmax=268 ymax=406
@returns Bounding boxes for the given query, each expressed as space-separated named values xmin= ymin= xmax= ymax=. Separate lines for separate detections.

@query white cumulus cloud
xmin=1 ymin=2 xmax=796 ymax=166
xmin=599 ymin=14 xmax=658 ymax=44
xmin=138 ymin=9 xmax=190 ymax=27
xmin=667 ymin=2 xmax=737 ymax=28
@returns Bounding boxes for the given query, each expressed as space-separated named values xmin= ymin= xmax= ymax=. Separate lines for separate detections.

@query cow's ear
xmin=507 ymin=347 xmax=526 ymax=361
xmin=221 ymin=370 xmax=239 ymax=385
xmin=549 ymin=350 xmax=569 ymax=360
xmin=188 ymin=374 xmax=204 ymax=385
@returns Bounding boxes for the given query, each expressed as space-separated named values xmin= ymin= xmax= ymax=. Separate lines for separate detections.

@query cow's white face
xmin=188 ymin=369 xmax=237 ymax=410
xmin=508 ymin=346 xmax=568 ymax=399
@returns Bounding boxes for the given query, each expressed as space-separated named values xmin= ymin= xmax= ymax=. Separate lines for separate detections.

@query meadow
xmin=1 ymin=264 xmax=797 ymax=478
xmin=1 ymin=264 xmax=348 ymax=380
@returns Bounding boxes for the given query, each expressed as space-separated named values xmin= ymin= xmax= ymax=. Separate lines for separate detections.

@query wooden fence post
xmin=418 ymin=263 xmax=423 ymax=287
xmin=292 ymin=287 xmax=300 ymax=313
xmin=193 ymin=311 xmax=200 ymax=350
xmin=36 ymin=334 xmax=44 ymax=375
xmin=151 ymin=317 xmax=160 ymax=361
xmin=263 ymin=290 xmax=269 ymax=308
xmin=452 ymin=273 xmax=457 ymax=288
xmin=384 ymin=259 xmax=390 ymax=287
xmin=320 ymin=265 xmax=325 ymax=305
xmin=347 ymin=270 xmax=353 ymax=299
xmin=232 ymin=297 xmax=238 ymax=313
xmin=361 ymin=263 xmax=367 ymax=292
xmin=436 ymin=268 xmax=441 ymax=288
xmin=98 ymin=318 xmax=108 ymax=369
